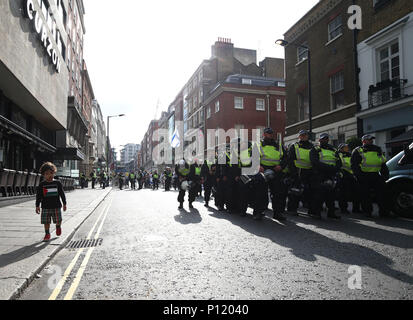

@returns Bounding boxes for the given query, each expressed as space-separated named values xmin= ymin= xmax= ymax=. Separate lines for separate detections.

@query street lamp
xmin=276 ymin=39 xmax=313 ymax=140
xmin=107 ymin=114 xmax=125 ymax=175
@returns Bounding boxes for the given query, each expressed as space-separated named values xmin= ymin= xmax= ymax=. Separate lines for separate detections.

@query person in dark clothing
xmin=256 ymin=128 xmax=288 ymax=221
xmin=287 ymin=130 xmax=315 ymax=215
xmin=164 ymin=167 xmax=173 ymax=191
xmin=118 ymin=173 xmax=124 ymax=190
xmin=36 ymin=162 xmax=67 ymax=242
xmin=351 ymin=134 xmax=390 ymax=218
xmin=309 ymin=133 xmax=342 ymax=219
xmin=201 ymin=160 xmax=217 ymax=208
xmin=215 ymin=140 xmax=239 ymax=213
xmin=336 ymin=144 xmax=361 ymax=214
xmin=90 ymin=170 xmax=97 ymax=189
xmin=176 ymin=160 xmax=194 ymax=209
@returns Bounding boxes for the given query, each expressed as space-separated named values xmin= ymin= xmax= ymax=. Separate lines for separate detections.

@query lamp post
xmin=276 ymin=39 xmax=313 ymax=139
xmin=106 ymin=114 xmax=125 ymax=175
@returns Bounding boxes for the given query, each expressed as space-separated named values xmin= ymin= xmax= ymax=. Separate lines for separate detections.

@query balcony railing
xmin=368 ymin=79 xmax=408 ymax=109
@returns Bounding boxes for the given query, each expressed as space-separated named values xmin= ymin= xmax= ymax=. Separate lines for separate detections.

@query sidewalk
xmin=0 ymin=187 xmax=112 ymax=300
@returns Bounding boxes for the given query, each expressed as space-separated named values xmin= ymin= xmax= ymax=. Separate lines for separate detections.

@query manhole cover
xmin=66 ymin=238 xmax=103 ymax=249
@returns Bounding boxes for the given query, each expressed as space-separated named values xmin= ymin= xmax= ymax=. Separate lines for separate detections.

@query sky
xmin=83 ymin=0 xmax=319 ymax=154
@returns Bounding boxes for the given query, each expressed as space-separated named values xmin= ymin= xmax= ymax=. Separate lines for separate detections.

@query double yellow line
xmin=49 ymin=197 xmax=113 ymax=300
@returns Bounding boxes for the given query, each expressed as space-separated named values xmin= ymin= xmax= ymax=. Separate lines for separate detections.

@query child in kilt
xmin=36 ymin=162 xmax=67 ymax=242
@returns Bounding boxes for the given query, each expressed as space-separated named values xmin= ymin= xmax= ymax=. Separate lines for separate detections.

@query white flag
xmin=171 ymin=127 xmax=180 ymax=148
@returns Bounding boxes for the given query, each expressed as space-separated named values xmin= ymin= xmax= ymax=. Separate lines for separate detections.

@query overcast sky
xmin=83 ymin=0 xmax=319 ymax=154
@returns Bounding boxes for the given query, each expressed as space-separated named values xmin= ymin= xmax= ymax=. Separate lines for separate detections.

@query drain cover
xmin=66 ymin=238 xmax=103 ymax=249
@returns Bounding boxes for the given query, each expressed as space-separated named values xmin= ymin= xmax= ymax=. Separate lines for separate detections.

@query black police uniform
xmin=310 ymin=143 xmax=341 ymax=219
xmin=215 ymin=145 xmax=238 ymax=212
xmin=351 ymin=144 xmax=390 ymax=217
xmin=201 ymin=161 xmax=217 ymax=208
xmin=337 ymin=151 xmax=361 ymax=214
xmin=287 ymin=140 xmax=314 ymax=213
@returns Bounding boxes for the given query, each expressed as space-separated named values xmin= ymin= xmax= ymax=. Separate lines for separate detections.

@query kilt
xmin=41 ymin=208 xmax=62 ymax=225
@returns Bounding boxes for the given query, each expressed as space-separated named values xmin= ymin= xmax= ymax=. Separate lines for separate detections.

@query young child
xmin=36 ymin=162 xmax=67 ymax=242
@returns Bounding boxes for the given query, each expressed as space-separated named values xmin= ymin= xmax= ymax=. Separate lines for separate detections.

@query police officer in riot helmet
xmin=201 ymin=159 xmax=218 ymax=208
xmin=337 ymin=143 xmax=361 ymax=214
xmin=254 ymin=128 xmax=287 ymax=221
xmin=215 ymin=137 xmax=238 ymax=213
xmin=351 ymin=134 xmax=391 ymax=218
xmin=310 ymin=133 xmax=341 ymax=219
xmin=287 ymin=129 xmax=315 ymax=215
xmin=176 ymin=159 xmax=193 ymax=210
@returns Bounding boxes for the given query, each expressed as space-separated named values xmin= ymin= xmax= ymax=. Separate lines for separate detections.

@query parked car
xmin=386 ymin=142 xmax=413 ymax=218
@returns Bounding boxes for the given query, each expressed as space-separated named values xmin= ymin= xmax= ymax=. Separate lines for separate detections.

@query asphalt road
xmin=19 ymin=187 xmax=413 ymax=300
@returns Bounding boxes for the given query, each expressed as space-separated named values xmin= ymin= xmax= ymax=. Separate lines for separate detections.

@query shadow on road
xmin=208 ymin=209 xmax=413 ymax=285
xmin=292 ymin=213 xmax=413 ymax=249
xmin=174 ymin=208 xmax=202 ymax=225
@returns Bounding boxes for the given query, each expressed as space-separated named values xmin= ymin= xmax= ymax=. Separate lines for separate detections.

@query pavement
xmin=0 ymin=186 xmax=112 ymax=300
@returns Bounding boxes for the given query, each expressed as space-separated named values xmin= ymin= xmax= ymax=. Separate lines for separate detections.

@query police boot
xmin=204 ymin=202 xmax=209 ymax=208
xmin=328 ymin=209 xmax=341 ymax=220
xmin=273 ymin=212 xmax=286 ymax=221
xmin=189 ymin=203 xmax=194 ymax=209
xmin=178 ymin=203 xmax=184 ymax=210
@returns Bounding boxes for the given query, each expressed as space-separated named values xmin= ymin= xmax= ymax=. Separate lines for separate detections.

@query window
xmin=215 ymin=100 xmax=220 ymax=113
xmin=328 ymin=15 xmax=343 ymax=41
xmin=297 ymin=42 xmax=308 ymax=63
xmin=242 ymin=78 xmax=252 ymax=85
xmin=298 ymin=93 xmax=309 ymax=121
xmin=330 ymin=71 xmax=345 ymax=110
xmin=207 ymin=106 xmax=211 ymax=119
xmin=256 ymin=99 xmax=265 ymax=111
xmin=276 ymin=99 xmax=282 ymax=111
xmin=378 ymin=40 xmax=400 ymax=82
xmin=284 ymin=100 xmax=287 ymax=112
xmin=234 ymin=97 xmax=244 ymax=109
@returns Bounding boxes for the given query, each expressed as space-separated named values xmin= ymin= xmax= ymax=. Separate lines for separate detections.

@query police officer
xmin=351 ymin=134 xmax=390 ymax=218
xmin=256 ymin=128 xmax=287 ymax=221
xmin=90 ymin=170 xmax=97 ymax=189
xmin=237 ymin=140 xmax=257 ymax=217
xmin=152 ymin=171 xmax=159 ymax=190
xmin=337 ymin=144 xmax=361 ymax=214
xmin=310 ymin=133 xmax=341 ymax=219
xmin=80 ymin=173 xmax=86 ymax=189
xmin=192 ymin=160 xmax=202 ymax=198
xmin=287 ymin=130 xmax=315 ymax=215
xmin=201 ymin=159 xmax=217 ymax=208
xmin=137 ymin=170 xmax=143 ymax=190
xmin=176 ymin=159 xmax=193 ymax=209
xmin=216 ymin=139 xmax=238 ymax=213
xmin=164 ymin=167 xmax=173 ymax=191
xmin=118 ymin=172 xmax=124 ymax=190
xmin=130 ymin=171 xmax=136 ymax=190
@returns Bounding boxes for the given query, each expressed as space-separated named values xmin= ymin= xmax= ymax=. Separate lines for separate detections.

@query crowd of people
xmin=172 ymin=128 xmax=392 ymax=221
xmin=81 ymin=127 xmax=393 ymax=222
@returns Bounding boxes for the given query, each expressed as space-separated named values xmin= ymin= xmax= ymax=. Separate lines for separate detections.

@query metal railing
xmin=368 ymin=79 xmax=408 ymax=109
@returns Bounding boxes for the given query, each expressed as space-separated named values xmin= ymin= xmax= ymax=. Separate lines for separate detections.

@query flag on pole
xmin=171 ymin=127 xmax=181 ymax=148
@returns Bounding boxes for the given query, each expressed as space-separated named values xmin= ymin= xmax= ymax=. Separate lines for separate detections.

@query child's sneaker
xmin=56 ymin=227 xmax=62 ymax=236
xmin=43 ymin=234 xmax=51 ymax=242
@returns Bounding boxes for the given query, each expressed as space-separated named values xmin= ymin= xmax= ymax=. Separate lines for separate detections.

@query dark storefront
xmin=0 ymin=91 xmax=57 ymax=171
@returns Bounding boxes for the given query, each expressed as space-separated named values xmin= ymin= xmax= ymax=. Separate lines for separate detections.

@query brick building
xmin=282 ymin=0 xmax=359 ymax=146
xmin=204 ymin=75 xmax=286 ymax=153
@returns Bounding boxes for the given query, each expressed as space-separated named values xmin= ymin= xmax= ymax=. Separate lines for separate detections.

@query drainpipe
xmin=353 ymin=0 xmax=363 ymax=137
xmin=266 ymin=94 xmax=270 ymax=128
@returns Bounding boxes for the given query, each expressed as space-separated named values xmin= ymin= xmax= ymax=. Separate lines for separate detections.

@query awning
xmin=386 ymin=129 xmax=413 ymax=147
xmin=54 ymin=148 xmax=86 ymax=161
xmin=0 ymin=115 xmax=56 ymax=153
